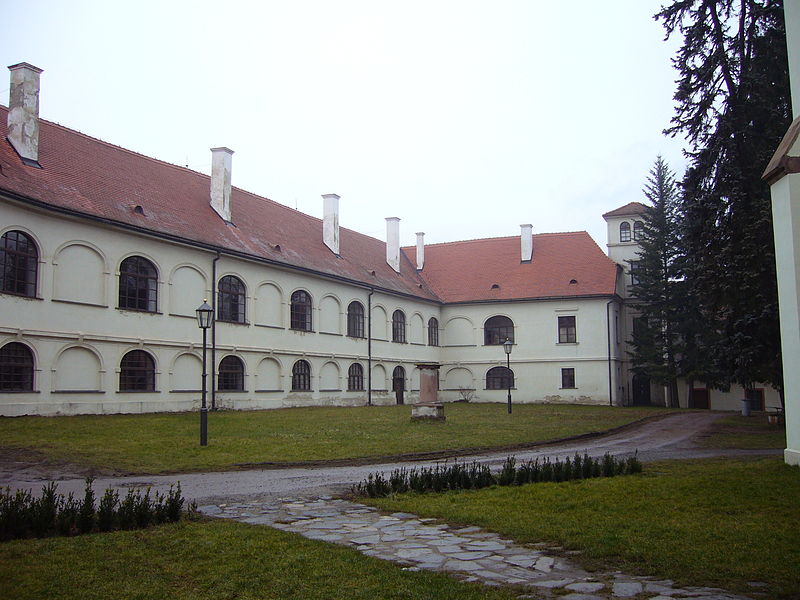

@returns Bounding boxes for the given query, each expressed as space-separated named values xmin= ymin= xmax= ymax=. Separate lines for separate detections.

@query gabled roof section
xmin=402 ymin=232 xmax=619 ymax=303
xmin=602 ymin=201 xmax=648 ymax=218
xmin=0 ymin=105 xmax=438 ymax=301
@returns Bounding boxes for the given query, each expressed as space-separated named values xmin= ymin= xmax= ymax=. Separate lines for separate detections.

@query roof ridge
xmin=401 ymin=230 xmax=589 ymax=249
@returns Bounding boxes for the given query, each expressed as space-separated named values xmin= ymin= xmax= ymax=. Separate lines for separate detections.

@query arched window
xmin=486 ymin=366 xmax=514 ymax=390
xmin=619 ymin=222 xmax=631 ymax=243
xmin=218 ymin=355 xmax=245 ymax=391
xmin=392 ymin=366 xmax=405 ymax=391
xmin=1 ymin=230 xmax=38 ymax=297
xmin=292 ymin=359 xmax=311 ymax=391
xmin=633 ymin=220 xmax=644 ymax=241
xmin=119 ymin=350 xmax=155 ymax=391
xmin=119 ymin=256 xmax=158 ymax=312
xmin=392 ymin=310 xmax=406 ymax=343
xmin=0 ymin=342 xmax=34 ymax=391
xmin=348 ymin=363 xmax=364 ymax=391
xmin=347 ymin=301 xmax=365 ymax=338
xmin=290 ymin=290 xmax=312 ymax=331
xmin=484 ymin=315 xmax=514 ymax=345
xmin=218 ymin=275 xmax=246 ymax=323
xmin=428 ymin=317 xmax=439 ymax=346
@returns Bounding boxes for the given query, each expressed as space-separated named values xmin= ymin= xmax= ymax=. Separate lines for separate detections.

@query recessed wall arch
xmin=319 ymin=360 xmax=341 ymax=390
xmin=52 ymin=241 xmax=108 ymax=306
xmin=444 ymin=316 xmax=474 ymax=346
xmin=169 ymin=263 xmax=209 ymax=317
xmin=444 ymin=366 xmax=474 ymax=389
xmin=410 ymin=312 xmax=425 ymax=344
xmin=170 ymin=351 xmax=202 ymax=391
xmin=371 ymin=363 xmax=387 ymax=390
xmin=319 ymin=294 xmax=342 ymax=334
xmin=52 ymin=343 xmax=104 ymax=391
xmin=255 ymin=281 xmax=283 ymax=327
xmin=371 ymin=304 xmax=388 ymax=340
xmin=256 ymin=356 xmax=283 ymax=391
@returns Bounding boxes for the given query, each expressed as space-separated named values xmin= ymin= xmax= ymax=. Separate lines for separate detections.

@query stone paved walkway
xmin=199 ymin=497 xmax=757 ymax=600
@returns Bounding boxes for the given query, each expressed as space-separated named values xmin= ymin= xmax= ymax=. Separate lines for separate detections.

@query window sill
xmin=216 ymin=389 xmax=247 ymax=393
xmin=290 ymin=328 xmax=314 ymax=333
xmin=346 ymin=335 xmax=366 ymax=340
xmin=217 ymin=319 xmax=249 ymax=326
xmin=170 ymin=389 xmax=201 ymax=393
xmin=560 ymin=387 xmax=577 ymax=390
xmin=255 ymin=389 xmax=284 ymax=393
xmin=391 ymin=340 xmax=407 ymax=344
xmin=556 ymin=342 xmax=578 ymax=346
xmin=52 ymin=390 xmax=105 ymax=394
xmin=484 ymin=387 xmax=517 ymax=391
xmin=117 ymin=390 xmax=161 ymax=394
xmin=320 ymin=388 xmax=342 ymax=392
xmin=290 ymin=389 xmax=312 ymax=393
xmin=117 ymin=308 xmax=162 ymax=315
xmin=346 ymin=389 xmax=365 ymax=393
xmin=0 ymin=291 xmax=43 ymax=300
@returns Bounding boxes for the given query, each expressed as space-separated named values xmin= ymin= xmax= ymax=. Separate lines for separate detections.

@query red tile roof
xmin=602 ymin=201 xmax=648 ymax=218
xmin=402 ymin=233 xmax=619 ymax=303
xmin=0 ymin=105 xmax=619 ymax=304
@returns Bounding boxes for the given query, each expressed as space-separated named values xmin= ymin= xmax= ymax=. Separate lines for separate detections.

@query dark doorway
xmin=690 ymin=388 xmax=710 ymax=409
xmin=632 ymin=374 xmax=651 ymax=406
xmin=392 ymin=366 xmax=405 ymax=405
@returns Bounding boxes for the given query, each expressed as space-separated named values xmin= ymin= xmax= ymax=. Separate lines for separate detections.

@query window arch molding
xmin=291 ymin=359 xmax=312 ymax=391
xmin=218 ymin=354 xmax=246 ymax=391
xmin=0 ymin=341 xmax=36 ymax=391
xmin=217 ymin=274 xmax=247 ymax=323
xmin=484 ymin=315 xmax=514 ymax=345
xmin=1 ymin=228 xmax=41 ymax=298
xmin=290 ymin=289 xmax=313 ymax=331
xmin=486 ymin=366 xmax=514 ymax=390
xmin=347 ymin=363 xmax=364 ymax=391
xmin=619 ymin=221 xmax=632 ymax=243
xmin=428 ymin=317 xmax=439 ymax=346
xmin=118 ymin=254 xmax=159 ymax=312
xmin=347 ymin=300 xmax=366 ymax=338
xmin=392 ymin=309 xmax=406 ymax=343
xmin=119 ymin=349 xmax=157 ymax=392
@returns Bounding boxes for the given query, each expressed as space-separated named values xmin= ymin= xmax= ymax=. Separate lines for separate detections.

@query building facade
xmin=0 ymin=62 xmax=778 ymax=416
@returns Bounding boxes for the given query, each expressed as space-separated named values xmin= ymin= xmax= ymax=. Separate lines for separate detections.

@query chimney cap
xmin=210 ymin=146 xmax=234 ymax=155
xmin=322 ymin=193 xmax=340 ymax=200
xmin=385 ymin=216 xmax=400 ymax=222
xmin=416 ymin=231 xmax=425 ymax=236
xmin=8 ymin=62 xmax=43 ymax=74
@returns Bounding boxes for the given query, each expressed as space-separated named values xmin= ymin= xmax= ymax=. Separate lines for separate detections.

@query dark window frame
xmin=620 ymin=221 xmax=631 ymax=242
xmin=0 ymin=342 xmax=34 ymax=391
xmin=486 ymin=366 xmax=514 ymax=390
xmin=561 ymin=367 xmax=576 ymax=389
xmin=290 ymin=290 xmax=313 ymax=331
xmin=484 ymin=315 xmax=514 ymax=345
xmin=347 ymin=301 xmax=365 ymax=338
xmin=292 ymin=359 xmax=311 ymax=391
xmin=630 ymin=261 xmax=642 ymax=286
xmin=392 ymin=365 xmax=406 ymax=391
xmin=392 ymin=310 xmax=406 ymax=343
xmin=558 ymin=316 xmax=577 ymax=343
xmin=218 ymin=355 xmax=245 ymax=391
xmin=633 ymin=220 xmax=644 ymax=241
xmin=347 ymin=363 xmax=364 ymax=391
xmin=1 ymin=230 xmax=39 ymax=298
xmin=119 ymin=256 xmax=158 ymax=312
xmin=428 ymin=317 xmax=439 ymax=346
xmin=119 ymin=350 xmax=156 ymax=392
xmin=218 ymin=275 xmax=246 ymax=323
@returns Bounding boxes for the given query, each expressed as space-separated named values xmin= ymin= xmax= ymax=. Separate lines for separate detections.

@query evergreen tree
xmin=655 ymin=0 xmax=791 ymax=399
xmin=630 ymin=157 xmax=683 ymax=408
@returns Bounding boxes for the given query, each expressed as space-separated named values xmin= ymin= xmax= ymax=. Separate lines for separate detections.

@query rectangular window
xmin=558 ymin=316 xmax=576 ymax=343
xmin=629 ymin=261 xmax=642 ymax=286
xmin=561 ymin=368 xmax=576 ymax=389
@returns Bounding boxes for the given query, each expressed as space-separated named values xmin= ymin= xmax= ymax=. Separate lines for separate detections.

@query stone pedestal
xmin=412 ymin=363 xmax=444 ymax=421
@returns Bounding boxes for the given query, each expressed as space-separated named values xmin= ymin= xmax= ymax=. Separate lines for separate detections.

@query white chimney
xmin=415 ymin=232 xmax=425 ymax=270
xmin=520 ymin=223 xmax=533 ymax=262
xmin=322 ymin=193 xmax=340 ymax=255
xmin=210 ymin=147 xmax=234 ymax=222
xmin=7 ymin=62 xmax=43 ymax=166
xmin=386 ymin=217 xmax=400 ymax=273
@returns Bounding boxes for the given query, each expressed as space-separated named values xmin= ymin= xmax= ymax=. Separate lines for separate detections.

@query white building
xmin=0 ymin=62 xmax=779 ymax=416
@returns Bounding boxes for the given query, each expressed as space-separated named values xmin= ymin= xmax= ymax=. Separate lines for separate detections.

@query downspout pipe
xmin=606 ymin=299 xmax=615 ymax=406
xmin=367 ymin=288 xmax=374 ymax=406
xmin=211 ymin=252 xmax=220 ymax=410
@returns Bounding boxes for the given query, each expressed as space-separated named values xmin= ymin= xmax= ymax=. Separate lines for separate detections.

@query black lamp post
xmin=503 ymin=337 xmax=513 ymax=414
xmin=196 ymin=299 xmax=214 ymax=446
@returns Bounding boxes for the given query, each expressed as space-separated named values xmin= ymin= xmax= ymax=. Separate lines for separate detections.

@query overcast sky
xmin=1 ymin=1 xmax=686 ymax=249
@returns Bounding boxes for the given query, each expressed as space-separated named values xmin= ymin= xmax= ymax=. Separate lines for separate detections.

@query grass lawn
xmin=0 ymin=403 xmax=670 ymax=474
xmin=698 ymin=413 xmax=786 ymax=449
xmin=0 ymin=519 xmax=520 ymax=600
xmin=364 ymin=456 xmax=800 ymax=599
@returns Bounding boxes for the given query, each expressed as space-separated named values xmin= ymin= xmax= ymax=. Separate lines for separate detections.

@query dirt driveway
xmin=0 ymin=411 xmax=780 ymax=505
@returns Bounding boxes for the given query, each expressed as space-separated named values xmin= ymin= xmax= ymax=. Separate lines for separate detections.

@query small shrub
xmin=56 ymin=493 xmax=79 ymax=536
xmin=77 ymin=477 xmax=96 ymax=534
xmin=97 ymin=488 xmax=119 ymax=532
xmin=32 ymin=482 xmax=59 ymax=537
xmin=498 ymin=457 xmax=517 ymax=486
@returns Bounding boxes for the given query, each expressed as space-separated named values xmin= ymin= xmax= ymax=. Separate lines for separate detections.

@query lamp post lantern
xmin=196 ymin=299 xmax=214 ymax=446
xmin=503 ymin=337 xmax=513 ymax=414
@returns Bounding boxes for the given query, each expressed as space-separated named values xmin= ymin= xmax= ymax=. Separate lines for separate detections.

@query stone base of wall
xmin=411 ymin=402 xmax=445 ymax=421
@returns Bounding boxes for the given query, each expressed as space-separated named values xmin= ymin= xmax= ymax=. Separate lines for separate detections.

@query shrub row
xmin=0 ymin=478 xmax=191 ymax=542
xmin=354 ymin=452 xmax=642 ymax=498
